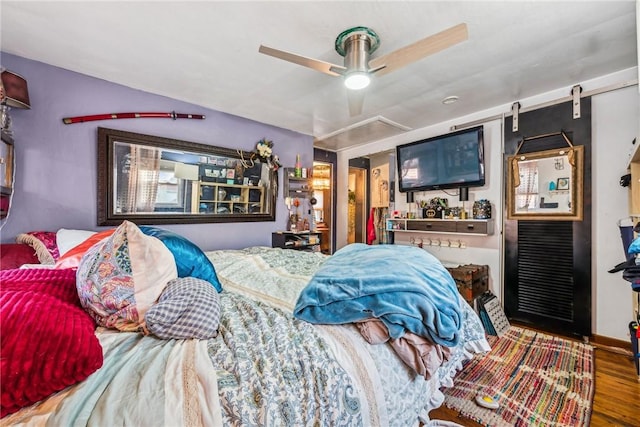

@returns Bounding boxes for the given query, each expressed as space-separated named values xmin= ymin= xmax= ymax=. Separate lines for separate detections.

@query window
xmin=515 ymin=160 xmax=539 ymax=209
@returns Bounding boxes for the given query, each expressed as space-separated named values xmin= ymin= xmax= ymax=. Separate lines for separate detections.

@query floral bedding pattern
xmin=209 ymin=291 xmax=363 ymax=426
xmin=206 ymin=246 xmax=327 ymax=310
xmin=207 ymin=246 xmax=490 ymax=426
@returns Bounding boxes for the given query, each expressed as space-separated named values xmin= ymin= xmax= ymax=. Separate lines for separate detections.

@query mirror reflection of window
xmin=169 ymin=161 xmax=200 ymax=213
xmin=154 ymin=160 xmax=199 ymax=213
xmin=114 ymin=142 xmax=161 ymax=214
xmin=516 ymin=160 xmax=539 ymax=210
xmin=507 ymin=145 xmax=583 ymax=221
xmin=156 ymin=169 xmax=180 ymax=205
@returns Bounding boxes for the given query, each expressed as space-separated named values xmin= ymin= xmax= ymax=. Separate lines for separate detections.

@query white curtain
xmin=124 ymin=146 xmax=161 ymax=213
xmin=516 ymin=160 xmax=538 ymax=209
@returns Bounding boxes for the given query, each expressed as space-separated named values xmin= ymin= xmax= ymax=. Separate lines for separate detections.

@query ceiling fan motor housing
xmin=335 ymin=27 xmax=381 ymax=73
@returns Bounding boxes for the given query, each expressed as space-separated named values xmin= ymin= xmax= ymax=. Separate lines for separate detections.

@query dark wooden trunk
xmin=446 ymin=264 xmax=489 ymax=304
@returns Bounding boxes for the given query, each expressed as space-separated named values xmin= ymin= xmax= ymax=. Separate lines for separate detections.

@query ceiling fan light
xmin=344 ymin=72 xmax=370 ymax=90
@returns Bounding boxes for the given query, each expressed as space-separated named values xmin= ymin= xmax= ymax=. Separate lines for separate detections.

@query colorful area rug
xmin=443 ymin=326 xmax=594 ymax=427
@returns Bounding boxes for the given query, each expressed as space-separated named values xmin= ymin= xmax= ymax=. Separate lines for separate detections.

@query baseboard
xmin=510 ymin=321 xmax=633 ymax=354
xmin=591 ymin=334 xmax=632 ymax=354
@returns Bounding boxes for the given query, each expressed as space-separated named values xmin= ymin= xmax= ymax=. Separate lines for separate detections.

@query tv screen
xmin=396 ymin=125 xmax=485 ymax=192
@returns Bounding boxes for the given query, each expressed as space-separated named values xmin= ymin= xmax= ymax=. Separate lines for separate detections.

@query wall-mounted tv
xmin=396 ymin=125 xmax=485 ymax=193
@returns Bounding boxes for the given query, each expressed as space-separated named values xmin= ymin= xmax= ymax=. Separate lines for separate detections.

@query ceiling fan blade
xmin=347 ymin=89 xmax=365 ymax=117
xmin=369 ymin=23 xmax=468 ymax=77
xmin=259 ymin=45 xmax=346 ymax=77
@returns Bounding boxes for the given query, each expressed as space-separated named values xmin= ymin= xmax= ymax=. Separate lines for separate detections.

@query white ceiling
xmin=1 ymin=1 xmax=637 ymax=151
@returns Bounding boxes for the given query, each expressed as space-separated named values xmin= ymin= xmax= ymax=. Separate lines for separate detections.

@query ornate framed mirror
xmin=97 ymin=128 xmax=277 ymax=225
xmin=506 ymin=144 xmax=584 ymax=221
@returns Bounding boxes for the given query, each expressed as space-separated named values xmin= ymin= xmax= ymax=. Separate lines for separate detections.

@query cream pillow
xmin=75 ymin=220 xmax=177 ymax=332
xmin=56 ymin=228 xmax=97 ymax=256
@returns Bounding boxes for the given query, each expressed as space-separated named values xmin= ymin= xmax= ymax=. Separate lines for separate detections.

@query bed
xmin=1 ymin=223 xmax=490 ymax=427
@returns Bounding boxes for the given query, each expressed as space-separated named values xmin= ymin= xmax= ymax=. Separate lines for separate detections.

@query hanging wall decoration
xmin=62 ymin=111 xmax=205 ymax=124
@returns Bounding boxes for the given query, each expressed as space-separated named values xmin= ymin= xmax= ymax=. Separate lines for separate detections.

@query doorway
xmin=312 ymin=162 xmax=333 ymax=254
xmin=313 ymin=148 xmax=337 ymax=254
xmin=348 ymin=157 xmax=370 ymax=244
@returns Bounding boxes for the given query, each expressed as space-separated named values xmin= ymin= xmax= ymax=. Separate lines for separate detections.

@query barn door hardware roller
xmin=571 ymin=85 xmax=583 ymax=119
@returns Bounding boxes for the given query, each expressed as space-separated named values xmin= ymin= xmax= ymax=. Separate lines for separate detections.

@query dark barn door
xmin=503 ymin=99 xmax=592 ymax=338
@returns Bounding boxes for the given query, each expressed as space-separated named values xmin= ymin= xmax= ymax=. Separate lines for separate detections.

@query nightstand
xmin=272 ymin=231 xmax=321 ymax=252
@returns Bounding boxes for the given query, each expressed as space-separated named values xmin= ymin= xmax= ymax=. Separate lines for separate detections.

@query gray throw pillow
xmin=145 ymin=277 xmax=221 ymax=340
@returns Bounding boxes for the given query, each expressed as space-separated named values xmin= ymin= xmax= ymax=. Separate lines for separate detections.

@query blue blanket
xmin=293 ymin=244 xmax=462 ymax=346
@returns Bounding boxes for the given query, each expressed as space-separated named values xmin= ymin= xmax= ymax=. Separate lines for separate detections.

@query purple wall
xmin=0 ymin=53 xmax=314 ymax=250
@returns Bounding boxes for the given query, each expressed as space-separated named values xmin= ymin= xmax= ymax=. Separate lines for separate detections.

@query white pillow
xmin=56 ymin=228 xmax=96 ymax=256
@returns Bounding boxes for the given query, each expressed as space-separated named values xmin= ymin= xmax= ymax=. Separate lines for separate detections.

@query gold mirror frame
xmin=97 ymin=127 xmax=277 ymax=226
xmin=506 ymin=145 xmax=584 ymax=221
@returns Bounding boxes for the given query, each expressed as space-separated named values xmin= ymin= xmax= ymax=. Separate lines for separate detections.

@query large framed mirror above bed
xmin=97 ymin=127 xmax=278 ymax=226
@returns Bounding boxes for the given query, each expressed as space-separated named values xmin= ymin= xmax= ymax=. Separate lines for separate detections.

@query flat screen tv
xmin=396 ymin=125 xmax=485 ymax=192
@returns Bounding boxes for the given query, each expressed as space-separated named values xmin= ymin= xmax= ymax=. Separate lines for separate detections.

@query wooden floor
xmin=429 ymin=343 xmax=640 ymax=426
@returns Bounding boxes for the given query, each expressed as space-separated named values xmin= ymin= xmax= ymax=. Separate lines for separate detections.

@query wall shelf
xmin=272 ymin=231 xmax=321 ymax=251
xmin=284 ymin=167 xmax=311 ymax=197
xmin=283 ymin=167 xmax=313 ymax=232
xmin=387 ymin=218 xmax=494 ymax=236
xmin=197 ymin=181 xmax=264 ymax=214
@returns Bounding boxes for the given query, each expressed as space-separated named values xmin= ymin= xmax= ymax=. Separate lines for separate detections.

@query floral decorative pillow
xmin=76 ymin=220 xmax=177 ymax=332
xmin=15 ymin=231 xmax=60 ymax=264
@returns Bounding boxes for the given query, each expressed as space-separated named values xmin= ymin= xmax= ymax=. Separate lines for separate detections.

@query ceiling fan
xmin=259 ymin=23 xmax=468 ymax=116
